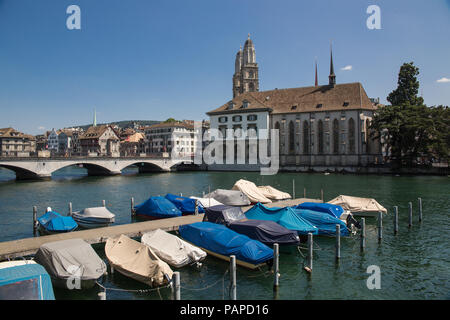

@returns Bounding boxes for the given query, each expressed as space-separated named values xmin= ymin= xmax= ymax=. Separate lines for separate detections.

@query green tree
xmin=387 ymin=62 xmax=424 ymax=106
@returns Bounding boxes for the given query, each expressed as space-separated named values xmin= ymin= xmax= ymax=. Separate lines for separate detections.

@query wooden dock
xmin=0 ymin=197 xmax=321 ymax=261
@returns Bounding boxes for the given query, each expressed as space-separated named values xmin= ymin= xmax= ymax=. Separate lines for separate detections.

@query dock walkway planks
xmin=0 ymin=197 xmax=321 ymax=260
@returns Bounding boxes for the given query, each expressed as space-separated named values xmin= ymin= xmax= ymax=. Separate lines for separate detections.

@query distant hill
xmin=72 ymin=120 xmax=161 ymax=131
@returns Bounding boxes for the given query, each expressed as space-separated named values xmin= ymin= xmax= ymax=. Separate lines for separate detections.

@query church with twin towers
xmin=206 ymin=35 xmax=383 ymax=172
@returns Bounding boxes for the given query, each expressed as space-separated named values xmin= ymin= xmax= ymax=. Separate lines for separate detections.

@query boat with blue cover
xmin=178 ymin=222 xmax=274 ymax=269
xmin=244 ymin=203 xmax=319 ymax=236
xmin=293 ymin=209 xmax=350 ymax=236
xmin=165 ymin=193 xmax=205 ymax=214
xmin=134 ymin=196 xmax=182 ymax=220
xmin=37 ymin=211 xmax=78 ymax=234
xmin=203 ymin=205 xmax=300 ymax=247
xmin=0 ymin=260 xmax=55 ymax=300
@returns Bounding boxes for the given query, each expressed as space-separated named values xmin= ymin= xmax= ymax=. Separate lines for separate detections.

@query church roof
xmin=207 ymin=82 xmax=377 ymax=115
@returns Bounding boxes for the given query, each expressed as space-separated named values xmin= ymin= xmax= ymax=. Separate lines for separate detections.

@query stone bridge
xmin=0 ymin=157 xmax=198 ymax=180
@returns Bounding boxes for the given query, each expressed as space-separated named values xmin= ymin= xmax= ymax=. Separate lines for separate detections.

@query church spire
xmin=93 ymin=108 xmax=97 ymax=127
xmin=329 ymin=42 xmax=336 ymax=86
xmin=315 ymin=58 xmax=318 ymax=87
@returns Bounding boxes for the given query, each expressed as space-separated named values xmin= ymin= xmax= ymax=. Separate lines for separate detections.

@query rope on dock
xmin=95 ymin=281 xmax=171 ymax=296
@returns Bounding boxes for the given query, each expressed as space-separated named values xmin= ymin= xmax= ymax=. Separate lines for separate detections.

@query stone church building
xmin=207 ymin=35 xmax=382 ymax=172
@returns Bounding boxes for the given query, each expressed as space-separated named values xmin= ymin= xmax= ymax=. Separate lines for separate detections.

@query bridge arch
xmin=118 ymin=161 xmax=166 ymax=173
xmin=0 ymin=164 xmax=48 ymax=180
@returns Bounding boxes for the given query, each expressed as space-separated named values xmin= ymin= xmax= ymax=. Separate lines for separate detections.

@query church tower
xmin=328 ymin=43 xmax=336 ymax=87
xmin=232 ymin=34 xmax=259 ymax=97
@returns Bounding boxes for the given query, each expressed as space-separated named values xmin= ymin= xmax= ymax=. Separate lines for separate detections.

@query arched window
xmin=249 ymin=82 xmax=255 ymax=92
xmin=318 ymin=120 xmax=324 ymax=154
xmin=333 ymin=119 xmax=339 ymax=154
xmin=303 ymin=120 xmax=309 ymax=154
xmin=274 ymin=121 xmax=281 ymax=155
xmin=288 ymin=121 xmax=295 ymax=154
xmin=348 ymin=118 xmax=355 ymax=153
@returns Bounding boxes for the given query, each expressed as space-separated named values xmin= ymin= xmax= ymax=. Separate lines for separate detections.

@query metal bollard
xmin=131 ymin=197 xmax=135 ymax=216
xmin=102 ymin=200 xmax=106 ymax=207
xmin=194 ymin=200 xmax=199 ymax=215
xmin=394 ymin=206 xmax=399 ymax=234
xmin=335 ymin=224 xmax=341 ymax=260
xmin=98 ymin=291 xmax=106 ymax=300
xmin=408 ymin=202 xmax=413 ymax=228
xmin=292 ymin=180 xmax=295 ymax=199
xmin=360 ymin=218 xmax=366 ymax=251
xmin=33 ymin=206 xmax=38 ymax=235
xmin=418 ymin=198 xmax=423 ymax=222
xmin=321 ymin=189 xmax=324 ymax=202
xmin=378 ymin=211 xmax=383 ymax=242
xmin=230 ymin=255 xmax=237 ymax=300
xmin=273 ymin=244 xmax=280 ymax=290
xmin=68 ymin=202 xmax=72 ymax=217
xmin=304 ymin=187 xmax=306 ymax=198
xmin=304 ymin=233 xmax=313 ymax=273
xmin=172 ymin=272 xmax=180 ymax=300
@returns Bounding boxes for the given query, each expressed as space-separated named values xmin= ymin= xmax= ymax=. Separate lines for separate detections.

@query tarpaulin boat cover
xmin=294 ymin=209 xmax=349 ymax=236
xmin=190 ymin=196 xmax=224 ymax=208
xmin=257 ymin=185 xmax=291 ymax=200
xmin=134 ymin=196 xmax=182 ymax=218
xmin=327 ymin=195 xmax=387 ymax=213
xmin=37 ymin=211 xmax=78 ymax=232
xmin=105 ymin=234 xmax=173 ymax=287
xmin=72 ymin=207 xmax=115 ymax=222
xmin=228 ymin=220 xmax=300 ymax=246
xmin=141 ymin=229 xmax=206 ymax=268
xmin=165 ymin=193 xmax=205 ymax=214
xmin=294 ymin=202 xmax=344 ymax=218
xmin=0 ymin=261 xmax=55 ymax=300
xmin=34 ymin=239 xmax=107 ymax=282
xmin=179 ymin=222 xmax=273 ymax=265
xmin=203 ymin=205 xmax=246 ymax=225
xmin=231 ymin=179 xmax=272 ymax=204
xmin=204 ymin=189 xmax=251 ymax=206
xmin=244 ymin=203 xmax=318 ymax=235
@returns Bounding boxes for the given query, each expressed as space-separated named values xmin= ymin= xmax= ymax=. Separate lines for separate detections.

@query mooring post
xmin=335 ymin=224 xmax=341 ymax=260
xmin=273 ymin=243 xmax=280 ymax=290
xmin=33 ymin=206 xmax=38 ymax=235
xmin=131 ymin=197 xmax=135 ymax=216
xmin=360 ymin=218 xmax=366 ymax=251
xmin=418 ymin=197 xmax=423 ymax=222
xmin=102 ymin=200 xmax=106 ymax=207
xmin=202 ymin=191 xmax=205 ymax=198
xmin=98 ymin=290 xmax=106 ymax=300
xmin=321 ymin=189 xmax=324 ymax=202
xmin=180 ymin=193 xmax=183 ymax=197
xmin=394 ymin=206 xmax=399 ymax=234
xmin=378 ymin=211 xmax=383 ymax=242
xmin=408 ymin=202 xmax=413 ymax=228
xmin=68 ymin=202 xmax=72 ymax=217
xmin=292 ymin=179 xmax=295 ymax=199
xmin=194 ymin=200 xmax=199 ymax=215
xmin=230 ymin=255 xmax=237 ymax=300
xmin=172 ymin=272 xmax=180 ymax=300
xmin=304 ymin=233 xmax=313 ymax=273
xmin=304 ymin=187 xmax=306 ymax=198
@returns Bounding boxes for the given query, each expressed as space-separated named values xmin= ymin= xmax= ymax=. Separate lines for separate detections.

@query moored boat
xmin=204 ymin=189 xmax=251 ymax=206
xmin=133 ymin=196 xmax=182 ymax=220
xmin=71 ymin=206 xmax=115 ymax=229
xmin=0 ymin=260 xmax=55 ymax=300
xmin=165 ymin=193 xmax=205 ymax=214
xmin=293 ymin=208 xmax=350 ymax=237
xmin=178 ymin=221 xmax=274 ymax=270
xmin=34 ymin=238 xmax=107 ymax=289
xmin=232 ymin=179 xmax=272 ymax=204
xmin=105 ymin=234 xmax=173 ymax=287
xmin=327 ymin=195 xmax=387 ymax=217
xmin=37 ymin=210 xmax=78 ymax=234
xmin=141 ymin=229 xmax=206 ymax=268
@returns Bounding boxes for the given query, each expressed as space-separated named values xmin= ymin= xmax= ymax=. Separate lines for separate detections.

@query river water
xmin=0 ymin=166 xmax=448 ymax=300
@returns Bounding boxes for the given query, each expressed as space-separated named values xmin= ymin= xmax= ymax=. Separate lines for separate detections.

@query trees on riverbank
xmin=370 ymin=62 xmax=449 ymax=168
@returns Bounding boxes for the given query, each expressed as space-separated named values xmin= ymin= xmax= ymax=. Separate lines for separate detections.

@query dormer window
xmin=343 ymin=102 xmax=349 ymax=107
xmin=291 ymin=105 xmax=297 ymax=110
xmin=226 ymin=101 xmax=234 ymax=110
xmin=242 ymin=100 xmax=249 ymax=109
xmin=316 ymin=104 xmax=323 ymax=109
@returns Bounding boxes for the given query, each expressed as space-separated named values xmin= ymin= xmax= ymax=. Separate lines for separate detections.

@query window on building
xmin=247 ymin=114 xmax=257 ymax=121
xmin=348 ymin=118 xmax=355 ymax=153
xmin=219 ymin=116 xmax=228 ymax=123
xmin=303 ymin=121 xmax=309 ymax=154
xmin=232 ymin=115 xmax=242 ymax=122
xmin=288 ymin=121 xmax=295 ymax=154
xmin=333 ymin=119 xmax=339 ymax=154
xmin=318 ymin=120 xmax=324 ymax=154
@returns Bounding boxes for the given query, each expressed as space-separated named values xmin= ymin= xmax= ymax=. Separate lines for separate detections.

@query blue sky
xmin=0 ymin=0 xmax=449 ymax=135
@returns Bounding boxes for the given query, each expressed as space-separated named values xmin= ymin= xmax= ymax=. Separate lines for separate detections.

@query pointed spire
xmin=93 ymin=108 xmax=97 ymax=127
xmin=329 ymin=41 xmax=336 ymax=86
xmin=315 ymin=58 xmax=318 ymax=87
